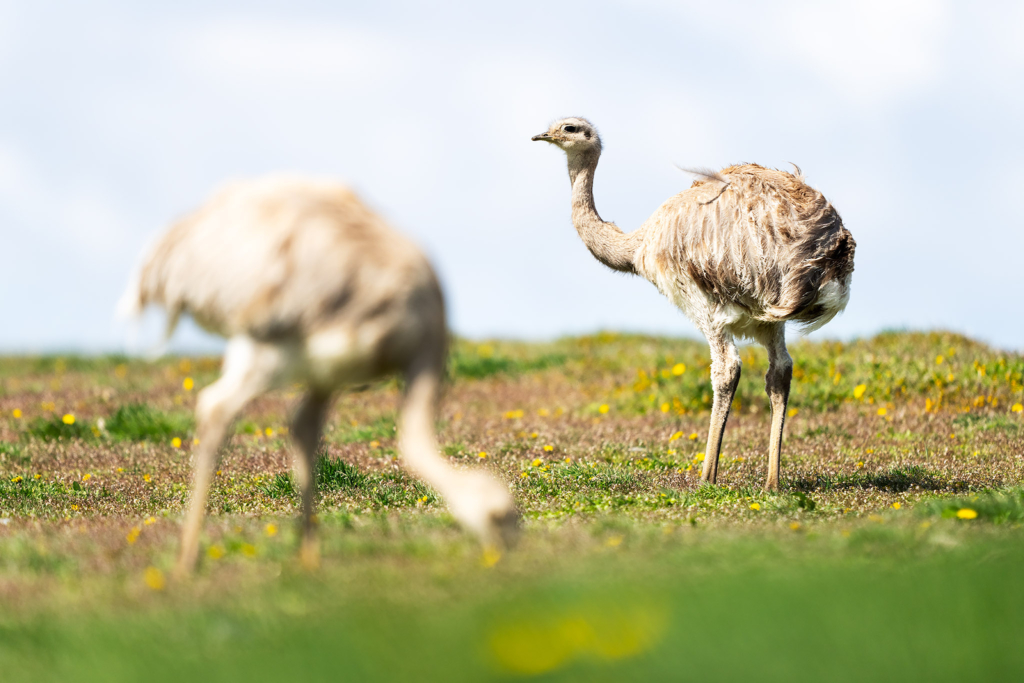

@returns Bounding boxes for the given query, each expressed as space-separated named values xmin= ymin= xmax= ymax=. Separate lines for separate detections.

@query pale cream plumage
xmin=121 ymin=176 xmax=518 ymax=574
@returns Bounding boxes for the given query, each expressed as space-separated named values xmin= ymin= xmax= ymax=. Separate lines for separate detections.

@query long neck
xmin=568 ymin=152 xmax=638 ymax=274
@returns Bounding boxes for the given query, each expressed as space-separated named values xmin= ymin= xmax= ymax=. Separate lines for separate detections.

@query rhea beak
xmin=531 ymin=132 xmax=553 ymax=141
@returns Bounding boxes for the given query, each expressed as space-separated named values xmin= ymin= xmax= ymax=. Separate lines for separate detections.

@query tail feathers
xmin=676 ymin=165 xmax=730 ymax=185
xmin=116 ymin=267 xmax=145 ymax=321
xmin=115 ymin=262 xmax=181 ymax=359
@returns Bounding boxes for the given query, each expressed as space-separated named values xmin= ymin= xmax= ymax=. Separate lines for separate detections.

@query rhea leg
xmin=290 ymin=391 xmax=331 ymax=569
xmin=701 ymin=333 xmax=741 ymax=485
xmin=763 ymin=326 xmax=793 ymax=491
xmin=176 ymin=337 xmax=288 ymax=576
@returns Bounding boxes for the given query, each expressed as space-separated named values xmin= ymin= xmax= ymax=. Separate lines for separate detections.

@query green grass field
xmin=1 ymin=331 xmax=1023 ymax=681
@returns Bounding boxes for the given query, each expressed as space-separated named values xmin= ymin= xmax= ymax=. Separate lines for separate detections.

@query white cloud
xmin=0 ymin=141 xmax=135 ymax=263
xmin=628 ymin=0 xmax=951 ymax=110
xmin=181 ymin=19 xmax=405 ymax=89
xmin=779 ymin=0 xmax=951 ymax=106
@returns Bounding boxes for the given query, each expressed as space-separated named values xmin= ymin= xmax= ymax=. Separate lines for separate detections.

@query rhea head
xmin=531 ymin=117 xmax=602 ymax=159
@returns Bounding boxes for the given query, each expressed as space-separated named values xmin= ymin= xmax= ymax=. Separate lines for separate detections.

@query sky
xmin=1 ymin=0 xmax=1022 ymax=353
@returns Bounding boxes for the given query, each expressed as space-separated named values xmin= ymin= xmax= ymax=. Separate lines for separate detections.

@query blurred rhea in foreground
xmin=533 ymin=117 xmax=855 ymax=491
xmin=119 ymin=176 xmax=518 ymax=575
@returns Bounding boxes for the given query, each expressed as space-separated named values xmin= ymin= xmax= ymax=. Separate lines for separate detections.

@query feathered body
xmin=636 ymin=163 xmax=855 ymax=339
xmin=123 ymin=177 xmax=443 ymax=385
xmin=121 ymin=176 xmax=517 ymax=574
xmin=533 ymin=118 xmax=855 ymax=490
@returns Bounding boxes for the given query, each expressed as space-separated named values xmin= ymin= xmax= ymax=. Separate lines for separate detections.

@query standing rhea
xmin=532 ymin=118 xmax=855 ymax=491
xmin=120 ymin=176 xmax=518 ymax=574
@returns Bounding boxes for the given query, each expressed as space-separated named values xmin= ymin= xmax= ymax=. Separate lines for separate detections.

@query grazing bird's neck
xmin=568 ymin=152 xmax=639 ymax=274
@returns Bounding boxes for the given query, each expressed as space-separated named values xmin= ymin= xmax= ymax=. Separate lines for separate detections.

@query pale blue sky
xmin=1 ymin=1 xmax=1021 ymax=352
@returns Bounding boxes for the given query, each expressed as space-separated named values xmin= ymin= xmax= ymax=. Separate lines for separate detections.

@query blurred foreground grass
xmin=2 ymin=520 xmax=1023 ymax=682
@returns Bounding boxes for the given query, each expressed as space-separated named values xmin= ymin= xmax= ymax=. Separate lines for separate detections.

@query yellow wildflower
xmin=504 ymin=409 xmax=524 ymax=419
xmin=126 ymin=526 xmax=141 ymax=544
xmin=62 ymin=414 xmax=75 ymax=425
xmin=688 ymin=432 xmax=698 ymax=441
xmin=672 ymin=363 xmax=685 ymax=376
xmin=171 ymin=437 xmax=182 ymax=448
xmin=265 ymin=523 xmax=278 ymax=537
xmin=143 ymin=474 xmax=152 ymax=483
xmin=82 ymin=473 xmax=91 ymax=481
xmin=856 ymin=461 xmax=864 ymax=468
xmin=265 ymin=427 xmax=274 ymax=437
xmin=1012 ymin=403 xmax=1023 ymax=414
xmin=538 ymin=408 xmax=550 ymax=417
xmin=789 ymin=522 xmax=801 ymax=530
xmin=668 ymin=431 xmax=682 ymax=442
xmin=531 ymin=458 xmax=543 ymax=467
xmin=144 ymin=516 xmax=156 ymax=525
xmin=787 ymin=408 xmax=798 ymax=417
xmin=606 ymin=534 xmax=623 ymax=547
xmin=891 ymin=502 xmax=901 ymax=510
xmin=660 ymin=403 xmax=670 ymax=413
xmin=11 ymin=409 xmax=21 ymax=418
xmin=10 ymin=475 xmax=23 ymax=483
xmin=956 ymin=508 xmax=978 ymax=520
xmin=478 ymin=451 xmax=488 ymax=459
xmin=749 ymin=503 xmax=760 ymax=511
xmin=240 ymin=543 xmax=257 ymax=557
xmin=694 ymin=453 xmax=705 ymax=462
xmin=543 ymin=445 xmax=554 ymax=452
xmin=369 ymin=440 xmax=380 ymax=449
xmin=877 ymin=407 xmax=887 ymax=416
xmin=481 ymin=546 xmax=502 ymax=568
xmin=853 ymin=384 xmax=867 ymax=399
xmin=598 ymin=404 xmax=609 ymax=414
xmin=144 ymin=567 xmax=166 ymax=591
xmin=207 ymin=545 xmax=225 ymax=560
xmin=935 ymin=355 xmax=944 ymax=365
xmin=182 ymin=377 xmax=194 ymax=391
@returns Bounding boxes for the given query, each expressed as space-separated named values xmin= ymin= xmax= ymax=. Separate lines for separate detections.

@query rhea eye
xmin=563 ymin=125 xmax=578 ymax=133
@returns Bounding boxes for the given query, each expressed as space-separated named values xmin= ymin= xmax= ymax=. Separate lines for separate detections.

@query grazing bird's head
xmin=531 ymin=117 xmax=601 ymax=159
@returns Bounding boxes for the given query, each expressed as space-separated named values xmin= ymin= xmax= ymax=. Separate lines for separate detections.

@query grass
xmin=1 ymin=522 xmax=1023 ymax=682
xmin=104 ymin=403 xmax=193 ymax=442
xmin=0 ymin=331 xmax=1022 ymax=680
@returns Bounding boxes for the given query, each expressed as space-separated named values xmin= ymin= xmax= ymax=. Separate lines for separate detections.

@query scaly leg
xmin=175 ymin=337 xmax=289 ymax=577
xmin=290 ymin=391 xmax=331 ymax=569
xmin=763 ymin=326 xmax=793 ymax=491
xmin=701 ymin=333 xmax=741 ymax=485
